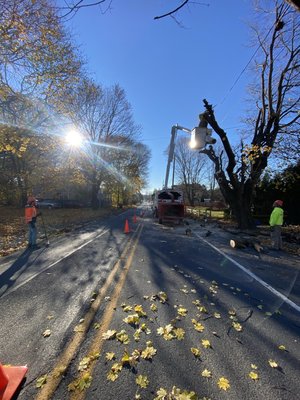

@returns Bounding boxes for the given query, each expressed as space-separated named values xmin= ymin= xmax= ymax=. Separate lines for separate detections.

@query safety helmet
xmin=273 ymin=200 xmax=283 ymax=207
xmin=27 ymin=196 xmax=36 ymax=205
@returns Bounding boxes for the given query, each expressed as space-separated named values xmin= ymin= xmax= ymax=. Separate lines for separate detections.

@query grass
xmin=185 ymin=206 xmax=226 ymax=219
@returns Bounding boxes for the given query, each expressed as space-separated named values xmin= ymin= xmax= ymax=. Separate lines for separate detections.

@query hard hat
xmin=274 ymin=200 xmax=283 ymax=207
xmin=27 ymin=196 xmax=36 ymax=204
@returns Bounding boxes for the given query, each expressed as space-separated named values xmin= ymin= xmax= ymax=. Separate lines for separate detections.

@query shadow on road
xmin=0 ymin=248 xmax=44 ymax=297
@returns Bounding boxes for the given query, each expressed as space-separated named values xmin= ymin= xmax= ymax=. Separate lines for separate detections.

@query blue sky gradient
xmin=66 ymin=0 xmax=254 ymax=192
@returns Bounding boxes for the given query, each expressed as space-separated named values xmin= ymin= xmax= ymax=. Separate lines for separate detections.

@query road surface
xmin=0 ymin=207 xmax=299 ymax=400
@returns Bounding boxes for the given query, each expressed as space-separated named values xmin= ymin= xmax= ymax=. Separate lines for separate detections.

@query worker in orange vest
xmin=25 ymin=196 xmax=41 ymax=249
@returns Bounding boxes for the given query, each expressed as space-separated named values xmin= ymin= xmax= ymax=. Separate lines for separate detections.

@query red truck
xmin=153 ymin=189 xmax=185 ymax=224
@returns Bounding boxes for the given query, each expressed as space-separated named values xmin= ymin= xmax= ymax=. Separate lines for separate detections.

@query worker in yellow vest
xmin=269 ymin=200 xmax=284 ymax=250
xmin=25 ymin=196 xmax=41 ymax=249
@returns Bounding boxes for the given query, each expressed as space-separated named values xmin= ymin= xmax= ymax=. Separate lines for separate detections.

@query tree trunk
xmin=91 ymin=182 xmax=100 ymax=209
xmin=230 ymin=198 xmax=255 ymax=229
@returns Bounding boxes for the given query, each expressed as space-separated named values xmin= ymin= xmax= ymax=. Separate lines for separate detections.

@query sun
xmin=65 ymin=130 xmax=83 ymax=147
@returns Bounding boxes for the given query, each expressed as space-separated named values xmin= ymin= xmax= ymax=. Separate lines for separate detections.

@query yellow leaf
xmin=107 ymin=370 xmax=119 ymax=382
xmin=150 ymin=303 xmax=158 ymax=312
xmin=122 ymin=304 xmax=133 ymax=312
xmin=278 ymin=345 xmax=286 ymax=351
xmin=154 ymin=388 xmax=168 ymax=400
xmin=42 ymin=329 xmax=51 ymax=337
xmin=192 ymin=319 xmax=205 ymax=332
xmin=102 ymin=330 xmax=116 ymax=340
xmin=93 ymin=322 xmax=101 ymax=329
xmin=123 ymin=314 xmax=140 ymax=325
xmin=158 ymin=291 xmax=168 ymax=303
xmin=249 ymin=371 xmax=259 ymax=380
xmin=201 ymin=339 xmax=211 ymax=348
xmin=105 ymin=352 xmax=115 ymax=361
xmin=268 ymin=359 xmax=279 ymax=368
xmin=173 ymin=328 xmax=185 ymax=340
xmin=133 ymin=330 xmax=141 ymax=342
xmin=214 ymin=312 xmax=221 ymax=319
xmin=232 ymin=322 xmax=243 ymax=332
xmin=116 ymin=330 xmax=130 ymax=344
xmin=251 ymin=364 xmax=258 ymax=369
xmin=134 ymin=304 xmax=147 ymax=317
xmin=36 ymin=374 xmax=47 ymax=388
xmin=136 ymin=374 xmax=149 ymax=388
xmin=111 ymin=362 xmax=123 ymax=372
xmin=77 ymin=372 xmax=92 ymax=391
xmin=191 ymin=347 xmax=201 ymax=358
xmin=201 ymin=369 xmax=212 ymax=378
xmin=78 ymin=357 xmax=90 ymax=371
xmin=141 ymin=345 xmax=157 ymax=359
xmin=177 ymin=307 xmax=188 ymax=317
xmin=217 ymin=377 xmax=230 ymax=391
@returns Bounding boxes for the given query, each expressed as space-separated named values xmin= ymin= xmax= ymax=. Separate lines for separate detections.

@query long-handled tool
xmin=40 ymin=214 xmax=50 ymax=247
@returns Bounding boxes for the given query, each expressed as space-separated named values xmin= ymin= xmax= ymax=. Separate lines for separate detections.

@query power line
xmin=216 ymin=23 xmax=275 ymax=108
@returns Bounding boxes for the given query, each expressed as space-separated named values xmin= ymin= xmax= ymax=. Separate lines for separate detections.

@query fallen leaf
xmin=78 ymin=357 xmax=90 ymax=371
xmin=36 ymin=374 xmax=47 ymax=388
xmin=192 ymin=319 xmax=205 ymax=332
xmin=116 ymin=330 xmax=130 ymax=344
xmin=42 ymin=329 xmax=51 ymax=337
xmin=278 ymin=345 xmax=286 ymax=351
xmin=122 ymin=305 xmax=133 ymax=312
xmin=217 ymin=377 xmax=230 ymax=391
xmin=191 ymin=347 xmax=201 ymax=358
xmin=201 ymin=339 xmax=211 ymax=349
xmin=268 ymin=359 xmax=279 ymax=368
xmin=249 ymin=371 xmax=259 ymax=380
xmin=173 ymin=327 xmax=185 ymax=340
xmin=136 ymin=374 xmax=149 ymax=388
xmin=232 ymin=322 xmax=243 ymax=332
xmin=150 ymin=303 xmax=158 ymax=312
xmin=107 ymin=370 xmax=119 ymax=382
xmin=141 ymin=345 xmax=157 ymax=360
xmin=177 ymin=307 xmax=188 ymax=317
xmin=102 ymin=330 xmax=117 ymax=340
xmin=134 ymin=304 xmax=147 ymax=317
xmin=251 ymin=364 xmax=258 ymax=369
xmin=201 ymin=369 xmax=212 ymax=378
xmin=123 ymin=314 xmax=140 ymax=326
xmin=154 ymin=388 xmax=168 ymax=400
xmin=105 ymin=352 xmax=115 ymax=361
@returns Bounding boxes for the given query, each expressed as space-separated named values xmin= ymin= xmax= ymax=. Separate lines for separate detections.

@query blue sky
xmin=66 ymin=0 xmax=254 ymax=193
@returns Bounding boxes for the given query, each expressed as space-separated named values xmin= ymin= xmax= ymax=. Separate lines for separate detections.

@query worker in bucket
xmin=269 ymin=200 xmax=284 ymax=251
xmin=25 ymin=196 xmax=41 ymax=250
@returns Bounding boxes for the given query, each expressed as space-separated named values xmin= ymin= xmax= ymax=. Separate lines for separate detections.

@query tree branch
xmin=154 ymin=1 xmax=209 ymax=20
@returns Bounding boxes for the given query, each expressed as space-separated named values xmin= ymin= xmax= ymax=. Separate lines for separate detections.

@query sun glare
xmin=65 ymin=130 xmax=83 ymax=147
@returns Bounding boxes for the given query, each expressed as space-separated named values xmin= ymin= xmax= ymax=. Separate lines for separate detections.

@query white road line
xmin=195 ymin=232 xmax=300 ymax=313
xmin=1 ymin=228 xmax=110 ymax=299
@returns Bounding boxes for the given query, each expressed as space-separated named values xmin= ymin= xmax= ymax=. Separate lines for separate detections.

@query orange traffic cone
xmin=133 ymin=213 xmax=137 ymax=223
xmin=124 ymin=219 xmax=130 ymax=234
xmin=0 ymin=363 xmax=28 ymax=400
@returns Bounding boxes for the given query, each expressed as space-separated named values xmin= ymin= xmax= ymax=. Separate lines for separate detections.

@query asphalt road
xmin=0 ymin=207 xmax=299 ymax=400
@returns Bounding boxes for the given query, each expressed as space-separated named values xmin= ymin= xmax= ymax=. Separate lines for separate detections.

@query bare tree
xmin=200 ymin=1 xmax=300 ymax=228
xmin=62 ymin=79 xmax=142 ymax=208
xmin=175 ymin=137 xmax=209 ymax=206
